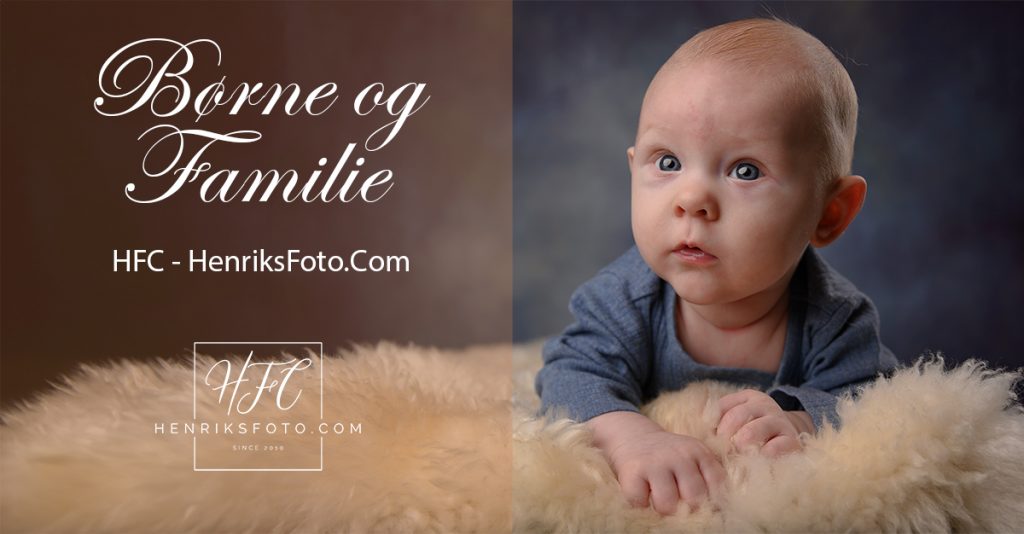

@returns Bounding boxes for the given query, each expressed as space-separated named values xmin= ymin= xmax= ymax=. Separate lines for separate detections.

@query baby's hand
xmin=607 ymin=428 xmax=725 ymax=515
xmin=716 ymin=389 xmax=814 ymax=457
xmin=588 ymin=411 xmax=725 ymax=516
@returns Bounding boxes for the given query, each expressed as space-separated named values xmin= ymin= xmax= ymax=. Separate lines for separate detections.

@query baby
xmin=535 ymin=18 xmax=898 ymax=516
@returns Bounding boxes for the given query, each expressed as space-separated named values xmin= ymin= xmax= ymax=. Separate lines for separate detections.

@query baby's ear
xmin=627 ymin=146 xmax=635 ymax=167
xmin=811 ymin=175 xmax=867 ymax=247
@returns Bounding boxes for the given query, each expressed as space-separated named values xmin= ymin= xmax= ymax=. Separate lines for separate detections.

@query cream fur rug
xmin=2 ymin=342 xmax=1023 ymax=532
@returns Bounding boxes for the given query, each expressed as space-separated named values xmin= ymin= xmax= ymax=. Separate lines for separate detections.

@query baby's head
xmin=628 ymin=18 xmax=867 ymax=309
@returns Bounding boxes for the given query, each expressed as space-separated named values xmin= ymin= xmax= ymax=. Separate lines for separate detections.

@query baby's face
xmin=629 ymin=59 xmax=826 ymax=306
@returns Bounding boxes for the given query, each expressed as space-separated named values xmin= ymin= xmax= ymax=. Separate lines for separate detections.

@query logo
xmin=150 ymin=342 xmax=362 ymax=470
xmin=191 ymin=342 xmax=325 ymax=471
xmin=188 ymin=342 xmax=327 ymax=471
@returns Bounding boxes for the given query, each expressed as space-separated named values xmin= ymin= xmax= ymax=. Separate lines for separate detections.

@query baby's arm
xmin=767 ymin=294 xmax=899 ymax=430
xmin=535 ymin=269 xmax=652 ymax=423
xmin=535 ymin=264 xmax=722 ymax=514
xmin=588 ymin=410 xmax=725 ymax=515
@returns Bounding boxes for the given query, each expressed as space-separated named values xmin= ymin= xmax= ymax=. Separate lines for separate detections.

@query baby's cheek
xmin=631 ymin=212 xmax=656 ymax=242
xmin=740 ymin=220 xmax=785 ymax=254
xmin=737 ymin=226 xmax=799 ymax=277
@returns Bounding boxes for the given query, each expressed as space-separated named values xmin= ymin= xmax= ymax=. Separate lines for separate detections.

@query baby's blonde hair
xmin=665 ymin=18 xmax=858 ymax=189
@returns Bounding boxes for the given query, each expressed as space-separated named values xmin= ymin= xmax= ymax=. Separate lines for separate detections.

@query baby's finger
xmin=717 ymin=389 xmax=758 ymax=416
xmin=648 ymin=470 xmax=681 ymax=516
xmin=618 ymin=473 xmax=651 ymax=509
xmin=733 ymin=416 xmax=787 ymax=452
xmin=698 ymin=456 xmax=727 ymax=500
xmin=673 ymin=462 xmax=708 ymax=510
xmin=717 ymin=402 xmax=770 ymax=441
xmin=761 ymin=434 xmax=802 ymax=458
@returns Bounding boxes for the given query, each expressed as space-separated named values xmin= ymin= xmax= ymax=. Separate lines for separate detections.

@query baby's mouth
xmin=673 ymin=243 xmax=717 ymax=261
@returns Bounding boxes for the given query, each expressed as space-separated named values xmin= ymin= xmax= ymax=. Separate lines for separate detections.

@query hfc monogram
xmin=204 ymin=351 xmax=313 ymax=415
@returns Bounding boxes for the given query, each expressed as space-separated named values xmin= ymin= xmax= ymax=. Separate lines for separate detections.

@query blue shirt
xmin=535 ymin=245 xmax=898 ymax=430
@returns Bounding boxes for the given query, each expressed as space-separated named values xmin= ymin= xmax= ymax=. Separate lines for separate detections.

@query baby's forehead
xmin=662 ymin=55 xmax=817 ymax=104
xmin=643 ymin=58 xmax=822 ymax=139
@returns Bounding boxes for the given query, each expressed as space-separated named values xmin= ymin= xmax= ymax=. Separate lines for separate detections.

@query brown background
xmin=1 ymin=2 xmax=513 ymax=406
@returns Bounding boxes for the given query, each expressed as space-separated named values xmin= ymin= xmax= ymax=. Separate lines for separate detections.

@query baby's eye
xmin=730 ymin=162 xmax=762 ymax=181
xmin=657 ymin=154 xmax=681 ymax=172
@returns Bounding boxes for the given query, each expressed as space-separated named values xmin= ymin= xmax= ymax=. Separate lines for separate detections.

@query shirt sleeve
xmin=534 ymin=272 xmax=652 ymax=422
xmin=768 ymin=296 xmax=899 ymax=431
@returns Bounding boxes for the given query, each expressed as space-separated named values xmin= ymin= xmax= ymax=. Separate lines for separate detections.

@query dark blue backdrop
xmin=513 ymin=2 xmax=1024 ymax=374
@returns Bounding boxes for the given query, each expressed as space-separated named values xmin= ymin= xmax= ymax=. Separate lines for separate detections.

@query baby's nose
xmin=673 ymin=179 xmax=719 ymax=220
xmin=675 ymin=204 xmax=712 ymax=218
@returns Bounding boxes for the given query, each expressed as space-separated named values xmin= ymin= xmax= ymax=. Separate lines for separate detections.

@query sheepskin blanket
xmin=2 ymin=342 xmax=1023 ymax=532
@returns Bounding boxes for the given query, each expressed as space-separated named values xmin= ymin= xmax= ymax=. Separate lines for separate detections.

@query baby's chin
xmin=665 ymin=279 xmax=730 ymax=307
xmin=663 ymin=270 xmax=766 ymax=307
